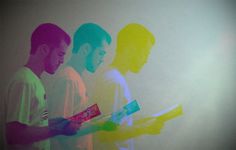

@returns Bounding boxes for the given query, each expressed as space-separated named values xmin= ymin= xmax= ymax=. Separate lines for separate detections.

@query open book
xmin=67 ymin=104 xmax=101 ymax=124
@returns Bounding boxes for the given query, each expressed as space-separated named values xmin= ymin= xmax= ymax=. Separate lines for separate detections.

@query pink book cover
xmin=68 ymin=104 xmax=101 ymax=124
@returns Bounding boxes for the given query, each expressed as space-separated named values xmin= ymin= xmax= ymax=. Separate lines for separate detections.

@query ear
xmin=37 ymin=44 xmax=50 ymax=57
xmin=80 ymin=43 xmax=92 ymax=56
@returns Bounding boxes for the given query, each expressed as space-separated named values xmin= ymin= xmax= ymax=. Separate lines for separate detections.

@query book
xmin=68 ymin=104 xmax=101 ymax=124
xmin=111 ymin=100 xmax=140 ymax=123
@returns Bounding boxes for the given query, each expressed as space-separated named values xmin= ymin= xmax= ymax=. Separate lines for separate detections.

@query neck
xmin=25 ymin=55 xmax=44 ymax=78
xmin=67 ymin=54 xmax=85 ymax=75
xmin=110 ymin=56 xmax=128 ymax=76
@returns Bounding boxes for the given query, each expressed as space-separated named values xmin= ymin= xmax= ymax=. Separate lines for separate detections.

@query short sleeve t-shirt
xmin=47 ymin=66 xmax=92 ymax=150
xmin=48 ymin=66 xmax=88 ymax=118
xmin=4 ymin=67 xmax=50 ymax=150
xmin=91 ymin=68 xmax=134 ymax=150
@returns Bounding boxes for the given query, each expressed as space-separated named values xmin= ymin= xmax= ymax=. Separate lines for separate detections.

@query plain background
xmin=1 ymin=0 xmax=236 ymax=149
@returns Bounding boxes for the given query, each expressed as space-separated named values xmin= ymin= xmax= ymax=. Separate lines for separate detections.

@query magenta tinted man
xmin=4 ymin=23 xmax=78 ymax=150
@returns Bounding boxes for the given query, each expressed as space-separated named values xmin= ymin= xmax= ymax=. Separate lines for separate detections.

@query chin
xmin=88 ymin=69 xmax=96 ymax=74
xmin=131 ymin=68 xmax=141 ymax=73
xmin=87 ymin=66 xmax=97 ymax=73
xmin=45 ymin=69 xmax=56 ymax=75
xmin=47 ymin=71 xmax=55 ymax=75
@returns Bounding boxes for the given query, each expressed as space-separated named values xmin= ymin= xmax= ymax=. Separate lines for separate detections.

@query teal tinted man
xmin=48 ymin=23 xmax=112 ymax=150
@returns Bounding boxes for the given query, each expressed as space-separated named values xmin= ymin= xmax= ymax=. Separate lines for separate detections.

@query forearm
xmin=97 ymin=118 xmax=162 ymax=142
xmin=97 ymin=124 xmax=144 ymax=143
xmin=20 ymin=126 xmax=55 ymax=144
xmin=6 ymin=122 xmax=57 ymax=145
xmin=68 ymin=120 xmax=117 ymax=138
xmin=73 ymin=124 xmax=101 ymax=138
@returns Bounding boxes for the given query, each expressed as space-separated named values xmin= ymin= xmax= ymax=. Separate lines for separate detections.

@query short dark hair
xmin=72 ymin=23 xmax=111 ymax=54
xmin=30 ymin=23 xmax=71 ymax=54
xmin=116 ymin=23 xmax=155 ymax=54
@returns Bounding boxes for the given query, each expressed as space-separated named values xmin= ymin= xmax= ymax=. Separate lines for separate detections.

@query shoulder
xmin=104 ymin=69 xmax=126 ymax=85
xmin=58 ymin=66 xmax=81 ymax=82
xmin=9 ymin=67 xmax=37 ymax=85
xmin=52 ymin=67 xmax=83 ymax=89
xmin=5 ymin=69 xmax=34 ymax=98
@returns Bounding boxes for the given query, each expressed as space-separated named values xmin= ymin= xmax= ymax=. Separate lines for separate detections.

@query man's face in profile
xmin=86 ymin=41 xmax=108 ymax=73
xmin=45 ymin=41 xmax=68 ymax=74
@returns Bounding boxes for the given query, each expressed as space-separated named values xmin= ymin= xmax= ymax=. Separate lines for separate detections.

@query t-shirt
xmin=47 ymin=66 xmax=92 ymax=150
xmin=4 ymin=67 xmax=50 ymax=150
xmin=91 ymin=68 xmax=134 ymax=150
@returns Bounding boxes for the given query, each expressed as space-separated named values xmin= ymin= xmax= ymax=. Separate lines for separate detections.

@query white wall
xmin=1 ymin=0 xmax=236 ymax=149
